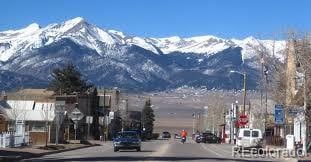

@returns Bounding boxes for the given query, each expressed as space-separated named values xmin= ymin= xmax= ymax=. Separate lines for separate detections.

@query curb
xmin=2 ymin=144 xmax=100 ymax=161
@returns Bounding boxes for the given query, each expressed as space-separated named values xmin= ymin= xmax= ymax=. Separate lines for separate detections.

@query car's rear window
xmin=116 ymin=132 xmax=138 ymax=139
xmin=243 ymin=130 xmax=250 ymax=137
xmin=252 ymin=131 xmax=259 ymax=137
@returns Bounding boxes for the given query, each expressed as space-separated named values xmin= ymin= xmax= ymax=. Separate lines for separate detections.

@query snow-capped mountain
xmin=0 ymin=17 xmax=286 ymax=91
xmin=0 ymin=17 xmax=160 ymax=62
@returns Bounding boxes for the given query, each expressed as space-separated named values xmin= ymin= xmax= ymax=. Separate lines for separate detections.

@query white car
xmin=236 ymin=128 xmax=263 ymax=149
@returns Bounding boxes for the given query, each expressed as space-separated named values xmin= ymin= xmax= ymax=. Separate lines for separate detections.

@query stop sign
xmin=238 ymin=114 xmax=248 ymax=127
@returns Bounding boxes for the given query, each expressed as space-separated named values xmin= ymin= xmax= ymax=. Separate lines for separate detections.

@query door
xmin=250 ymin=130 xmax=260 ymax=147
xmin=241 ymin=130 xmax=251 ymax=147
xmin=0 ymin=115 xmax=7 ymax=132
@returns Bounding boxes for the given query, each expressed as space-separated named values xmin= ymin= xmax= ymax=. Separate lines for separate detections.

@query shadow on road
xmin=22 ymin=156 xmax=274 ymax=162
xmin=0 ymin=150 xmax=35 ymax=157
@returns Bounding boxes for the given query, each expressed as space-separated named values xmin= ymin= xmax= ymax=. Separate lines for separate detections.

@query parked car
xmin=161 ymin=131 xmax=171 ymax=139
xmin=113 ymin=131 xmax=141 ymax=152
xmin=201 ymin=132 xmax=221 ymax=143
xmin=174 ymin=133 xmax=181 ymax=139
xmin=235 ymin=128 xmax=263 ymax=150
xmin=195 ymin=134 xmax=203 ymax=143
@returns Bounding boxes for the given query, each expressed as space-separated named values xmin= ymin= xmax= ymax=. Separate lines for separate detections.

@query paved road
xmin=22 ymin=139 xmax=292 ymax=162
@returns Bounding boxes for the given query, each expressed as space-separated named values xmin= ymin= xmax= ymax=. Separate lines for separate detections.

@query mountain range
xmin=0 ymin=17 xmax=286 ymax=91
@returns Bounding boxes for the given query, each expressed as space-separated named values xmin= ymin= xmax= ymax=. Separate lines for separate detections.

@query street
xmin=22 ymin=139 xmax=287 ymax=162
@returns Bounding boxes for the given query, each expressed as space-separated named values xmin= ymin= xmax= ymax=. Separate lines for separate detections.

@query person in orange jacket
xmin=181 ymin=130 xmax=188 ymax=138
xmin=181 ymin=130 xmax=188 ymax=144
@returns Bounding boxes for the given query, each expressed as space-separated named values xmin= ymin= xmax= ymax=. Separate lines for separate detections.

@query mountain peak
xmin=1 ymin=23 xmax=40 ymax=34
xmin=67 ymin=17 xmax=85 ymax=24
xmin=62 ymin=17 xmax=87 ymax=28
xmin=25 ymin=23 xmax=41 ymax=31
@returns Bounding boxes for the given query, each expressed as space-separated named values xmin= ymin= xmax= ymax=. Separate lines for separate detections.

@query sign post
xmin=68 ymin=104 xmax=84 ymax=143
xmin=86 ymin=116 xmax=93 ymax=140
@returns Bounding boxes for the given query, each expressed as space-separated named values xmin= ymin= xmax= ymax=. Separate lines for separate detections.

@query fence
xmin=265 ymin=135 xmax=284 ymax=146
xmin=0 ymin=132 xmax=29 ymax=148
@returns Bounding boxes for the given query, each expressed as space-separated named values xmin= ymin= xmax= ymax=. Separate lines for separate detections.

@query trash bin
xmin=286 ymin=134 xmax=295 ymax=150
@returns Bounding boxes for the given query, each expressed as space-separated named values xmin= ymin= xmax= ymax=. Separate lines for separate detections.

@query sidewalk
xmin=265 ymin=145 xmax=311 ymax=161
xmin=0 ymin=140 xmax=108 ymax=161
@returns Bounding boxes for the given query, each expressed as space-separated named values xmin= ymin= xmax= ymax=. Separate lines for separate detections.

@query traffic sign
xmin=275 ymin=104 xmax=284 ymax=125
xmin=69 ymin=108 xmax=84 ymax=121
xmin=238 ymin=114 xmax=248 ymax=127
xmin=86 ymin=116 xmax=93 ymax=124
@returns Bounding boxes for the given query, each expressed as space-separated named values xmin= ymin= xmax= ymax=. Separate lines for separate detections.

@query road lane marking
xmin=200 ymin=143 xmax=223 ymax=157
xmin=209 ymin=144 xmax=232 ymax=155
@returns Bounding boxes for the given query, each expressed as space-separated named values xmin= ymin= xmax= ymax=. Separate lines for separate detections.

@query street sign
xmin=109 ymin=111 xmax=114 ymax=120
xmin=99 ymin=116 xmax=105 ymax=126
xmin=86 ymin=116 xmax=93 ymax=124
xmin=69 ymin=107 xmax=84 ymax=121
xmin=238 ymin=114 xmax=248 ymax=127
xmin=275 ymin=104 xmax=284 ymax=125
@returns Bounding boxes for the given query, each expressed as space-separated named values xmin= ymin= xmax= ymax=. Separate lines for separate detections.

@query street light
xmin=230 ymin=70 xmax=247 ymax=115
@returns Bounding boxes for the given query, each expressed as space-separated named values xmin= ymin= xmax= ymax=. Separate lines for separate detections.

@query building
xmin=53 ymin=88 xmax=99 ymax=143
xmin=97 ymin=89 xmax=120 ymax=112
xmin=0 ymin=94 xmax=55 ymax=145
xmin=0 ymin=88 xmax=123 ymax=144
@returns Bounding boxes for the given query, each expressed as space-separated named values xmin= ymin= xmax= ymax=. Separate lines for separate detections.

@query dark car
xmin=161 ymin=131 xmax=171 ymax=139
xmin=174 ymin=133 xmax=181 ymax=139
xmin=201 ymin=133 xmax=221 ymax=143
xmin=113 ymin=131 xmax=141 ymax=152
xmin=195 ymin=134 xmax=203 ymax=143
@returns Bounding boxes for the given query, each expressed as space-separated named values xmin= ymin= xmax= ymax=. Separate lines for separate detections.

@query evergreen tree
xmin=142 ymin=99 xmax=155 ymax=139
xmin=49 ymin=63 xmax=91 ymax=94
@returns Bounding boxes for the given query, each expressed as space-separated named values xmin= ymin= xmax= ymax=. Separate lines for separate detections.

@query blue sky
xmin=0 ymin=0 xmax=310 ymax=39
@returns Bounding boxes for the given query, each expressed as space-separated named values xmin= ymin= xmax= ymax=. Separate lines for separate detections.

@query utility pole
xmin=264 ymin=65 xmax=269 ymax=134
xmin=261 ymin=56 xmax=264 ymax=132
xmin=223 ymin=112 xmax=226 ymax=143
xmin=230 ymin=104 xmax=233 ymax=144
xmin=302 ymin=70 xmax=307 ymax=153
xmin=204 ymin=106 xmax=208 ymax=131
xmin=243 ymin=73 xmax=247 ymax=115
xmin=192 ymin=112 xmax=195 ymax=135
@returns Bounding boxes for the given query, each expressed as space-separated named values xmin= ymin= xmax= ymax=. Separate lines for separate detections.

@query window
xmin=252 ymin=131 xmax=259 ymax=137
xmin=30 ymin=122 xmax=46 ymax=132
xmin=243 ymin=130 xmax=250 ymax=137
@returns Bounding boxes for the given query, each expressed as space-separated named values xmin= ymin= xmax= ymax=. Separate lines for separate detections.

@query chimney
xmin=1 ymin=91 xmax=7 ymax=101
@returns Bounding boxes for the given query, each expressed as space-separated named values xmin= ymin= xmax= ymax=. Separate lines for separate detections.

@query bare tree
xmin=40 ymin=103 xmax=54 ymax=147
xmin=7 ymin=92 xmax=28 ymax=133
xmin=7 ymin=105 xmax=26 ymax=132
xmin=119 ymin=99 xmax=130 ymax=130
xmin=294 ymin=34 xmax=311 ymax=121
xmin=206 ymin=94 xmax=226 ymax=134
